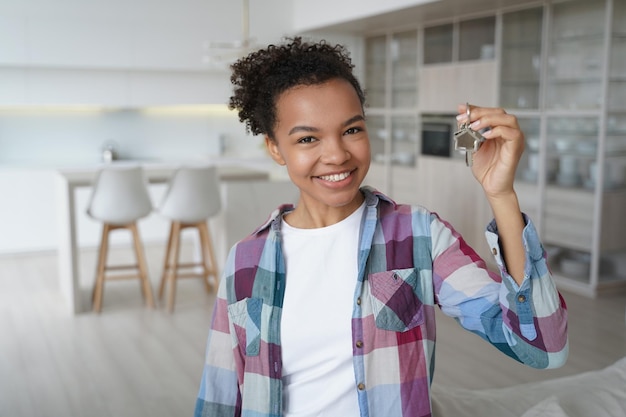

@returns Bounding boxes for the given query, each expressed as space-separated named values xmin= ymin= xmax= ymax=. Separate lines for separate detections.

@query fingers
xmin=456 ymin=104 xmax=523 ymax=142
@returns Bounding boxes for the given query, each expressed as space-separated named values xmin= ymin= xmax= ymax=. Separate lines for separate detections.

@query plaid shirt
xmin=195 ymin=187 xmax=568 ymax=417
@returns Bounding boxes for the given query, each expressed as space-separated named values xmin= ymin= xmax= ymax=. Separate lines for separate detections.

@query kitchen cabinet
xmin=364 ymin=32 xmax=420 ymax=200
xmin=546 ymin=1 xmax=605 ymax=110
xmin=363 ymin=15 xmax=499 ymax=260
xmin=419 ymin=61 xmax=498 ymax=113
xmin=362 ymin=0 xmax=626 ymax=295
xmin=499 ymin=7 xmax=543 ymax=109
xmin=507 ymin=0 xmax=626 ymax=297
xmin=420 ymin=16 xmax=498 ymax=113
xmin=423 ymin=24 xmax=453 ymax=65
xmin=423 ymin=16 xmax=496 ymax=64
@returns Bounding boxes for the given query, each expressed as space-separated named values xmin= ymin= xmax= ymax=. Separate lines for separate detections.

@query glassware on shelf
xmin=546 ymin=116 xmax=600 ymax=189
xmin=366 ymin=115 xmax=386 ymax=165
xmin=391 ymin=115 xmax=418 ymax=167
xmin=516 ymin=117 xmax=542 ymax=184
xmin=423 ymin=23 xmax=453 ymax=64
xmin=459 ymin=16 xmax=496 ymax=61
xmin=365 ymin=35 xmax=387 ymax=109
xmin=390 ymin=30 xmax=418 ymax=109
xmin=500 ymin=7 xmax=543 ymax=109
xmin=546 ymin=0 xmax=606 ymax=110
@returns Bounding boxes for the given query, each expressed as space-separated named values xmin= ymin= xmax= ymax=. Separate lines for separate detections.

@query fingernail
xmin=456 ymin=114 xmax=467 ymax=121
xmin=471 ymin=120 xmax=481 ymax=129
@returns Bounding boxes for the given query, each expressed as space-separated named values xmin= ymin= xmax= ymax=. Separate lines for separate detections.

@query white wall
xmin=0 ymin=0 xmax=295 ymax=107
xmin=292 ymin=0 xmax=437 ymax=32
xmin=0 ymin=0 xmax=294 ymax=70
xmin=0 ymin=108 xmax=263 ymax=166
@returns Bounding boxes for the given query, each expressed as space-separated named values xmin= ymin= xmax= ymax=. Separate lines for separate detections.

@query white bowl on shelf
xmin=526 ymin=136 xmax=540 ymax=152
xmin=554 ymin=138 xmax=576 ymax=152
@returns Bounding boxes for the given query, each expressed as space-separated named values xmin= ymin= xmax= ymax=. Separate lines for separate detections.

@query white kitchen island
xmin=56 ymin=162 xmax=297 ymax=314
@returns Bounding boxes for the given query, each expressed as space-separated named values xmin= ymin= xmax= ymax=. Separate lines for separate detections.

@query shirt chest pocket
xmin=368 ymin=268 xmax=424 ymax=332
xmin=227 ymin=297 xmax=263 ymax=357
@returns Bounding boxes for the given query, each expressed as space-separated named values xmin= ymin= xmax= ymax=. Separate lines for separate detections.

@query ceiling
xmin=304 ymin=0 xmax=545 ymax=34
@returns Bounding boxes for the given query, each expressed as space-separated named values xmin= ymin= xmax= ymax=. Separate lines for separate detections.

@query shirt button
xmin=492 ymin=247 xmax=498 ymax=256
xmin=356 ymin=297 xmax=361 ymax=305
xmin=355 ymin=340 xmax=363 ymax=348
xmin=518 ymin=294 xmax=527 ymax=303
xmin=357 ymin=383 xmax=365 ymax=390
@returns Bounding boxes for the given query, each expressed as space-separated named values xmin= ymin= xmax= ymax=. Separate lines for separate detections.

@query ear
xmin=265 ymin=136 xmax=286 ymax=166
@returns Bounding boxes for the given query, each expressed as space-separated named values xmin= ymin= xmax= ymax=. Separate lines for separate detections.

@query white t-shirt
xmin=280 ymin=203 xmax=365 ymax=417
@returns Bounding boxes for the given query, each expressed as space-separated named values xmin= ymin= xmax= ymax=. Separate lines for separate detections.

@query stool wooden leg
xmin=159 ymin=222 xmax=175 ymax=300
xmin=198 ymin=221 xmax=218 ymax=292
xmin=92 ymin=223 xmax=111 ymax=313
xmin=167 ymin=221 xmax=182 ymax=313
xmin=130 ymin=223 xmax=155 ymax=308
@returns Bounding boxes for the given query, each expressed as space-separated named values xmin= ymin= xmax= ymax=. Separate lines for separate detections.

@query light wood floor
xmin=1 ymin=246 xmax=624 ymax=417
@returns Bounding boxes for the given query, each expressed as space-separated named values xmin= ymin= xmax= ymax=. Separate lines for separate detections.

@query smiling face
xmin=266 ymin=78 xmax=371 ymax=228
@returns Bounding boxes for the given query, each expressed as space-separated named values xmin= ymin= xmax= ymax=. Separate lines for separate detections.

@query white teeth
xmin=319 ymin=171 xmax=350 ymax=182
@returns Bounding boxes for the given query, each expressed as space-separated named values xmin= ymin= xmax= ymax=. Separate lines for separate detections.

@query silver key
xmin=454 ymin=103 xmax=485 ymax=167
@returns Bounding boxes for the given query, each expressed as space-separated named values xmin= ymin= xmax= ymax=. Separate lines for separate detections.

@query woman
xmin=195 ymin=37 xmax=568 ymax=417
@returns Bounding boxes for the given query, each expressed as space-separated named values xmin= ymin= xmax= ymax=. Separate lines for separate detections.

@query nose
xmin=321 ymin=136 xmax=350 ymax=165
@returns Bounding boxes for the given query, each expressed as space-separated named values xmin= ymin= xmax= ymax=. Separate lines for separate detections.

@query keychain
xmin=454 ymin=103 xmax=485 ymax=167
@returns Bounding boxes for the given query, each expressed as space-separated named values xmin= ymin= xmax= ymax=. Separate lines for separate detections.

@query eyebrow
xmin=287 ymin=114 xmax=365 ymax=135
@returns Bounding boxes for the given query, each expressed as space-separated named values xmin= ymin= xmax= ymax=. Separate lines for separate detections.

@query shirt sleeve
xmin=195 ymin=250 xmax=241 ymax=417
xmin=431 ymin=213 xmax=568 ymax=369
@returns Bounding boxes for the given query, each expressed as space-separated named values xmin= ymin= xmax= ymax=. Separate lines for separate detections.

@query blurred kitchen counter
xmin=52 ymin=159 xmax=297 ymax=314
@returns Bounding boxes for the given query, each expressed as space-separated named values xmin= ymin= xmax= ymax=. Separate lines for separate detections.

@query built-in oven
xmin=421 ymin=115 xmax=457 ymax=158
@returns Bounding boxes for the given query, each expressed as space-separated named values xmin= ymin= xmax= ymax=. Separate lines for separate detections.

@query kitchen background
xmin=1 ymin=0 xmax=625 ymax=298
xmin=1 ymin=1 xmax=625 ymax=416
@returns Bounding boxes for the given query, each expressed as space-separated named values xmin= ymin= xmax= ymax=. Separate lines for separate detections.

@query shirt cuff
xmin=486 ymin=214 xmax=546 ymax=341
xmin=485 ymin=213 xmax=545 ymax=289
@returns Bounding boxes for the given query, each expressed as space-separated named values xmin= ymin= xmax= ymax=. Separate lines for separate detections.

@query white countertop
xmin=57 ymin=161 xmax=271 ymax=186
xmin=3 ymin=155 xmax=291 ymax=181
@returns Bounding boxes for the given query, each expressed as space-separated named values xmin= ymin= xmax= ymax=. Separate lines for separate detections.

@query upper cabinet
xmin=419 ymin=16 xmax=498 ymax=112
xmin=423 ymin=24 xmax=453 ymax=65
xmin=546 ymin=1 xmax=606 ymax=110
xmin=499 ymin=7 xmax=543 ymax=110
xmin=391 ymin=30 xmax=419 ymax=109
xmin=507 ymin=0 xmax=626 ymax=297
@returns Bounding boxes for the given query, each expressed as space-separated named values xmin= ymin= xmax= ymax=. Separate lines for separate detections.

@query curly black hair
xmin=228 ymin=36 xmax=365 ymax=139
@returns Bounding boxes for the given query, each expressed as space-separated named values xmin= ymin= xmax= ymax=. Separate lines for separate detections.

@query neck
xmin=284 ymin=193 xmax=364 ymax=229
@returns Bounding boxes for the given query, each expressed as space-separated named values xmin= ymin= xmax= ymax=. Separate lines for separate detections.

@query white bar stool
xmin=157 ymin=165 xmax=221 ymax=312
xmin=86 ymin=165 xmax=155 ymax=313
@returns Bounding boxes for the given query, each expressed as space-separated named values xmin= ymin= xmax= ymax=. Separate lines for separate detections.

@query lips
xmin=317 ymin=171 xmax=351 ymax=182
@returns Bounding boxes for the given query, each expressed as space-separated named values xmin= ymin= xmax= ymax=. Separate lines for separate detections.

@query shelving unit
xmin=505 ymin=0 xmax=626 ymax=297
xmin=364 ymin=30 xmax=419 ymax=200
xmin=363 ymin=0 xmax=626 ymax=297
